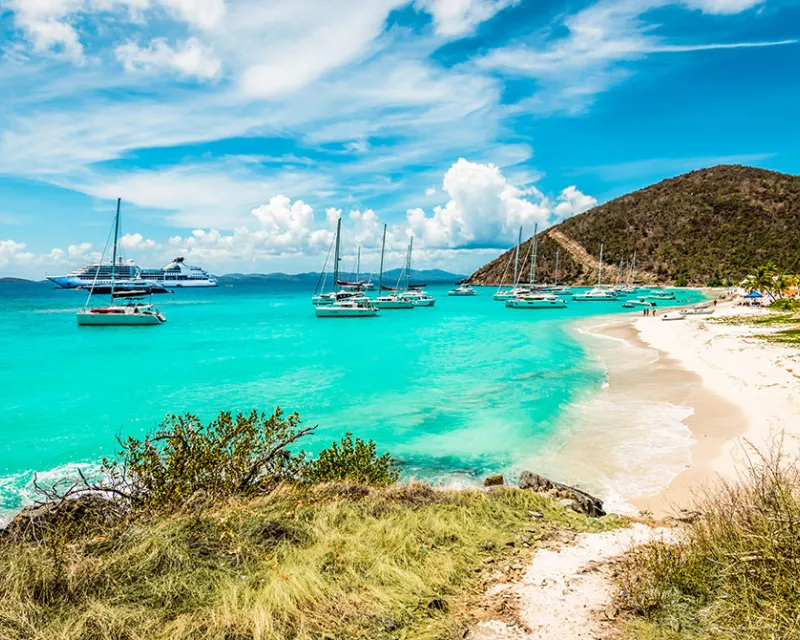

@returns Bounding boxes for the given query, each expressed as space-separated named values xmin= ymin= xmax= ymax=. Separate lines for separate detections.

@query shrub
xmin=707 ymin=274 xmax=724 ymax=287
xmin=303 ymin=432 xmax=399 ymax=486
xmin=98 ymin=409 xmax=316 ymax=513
xmin=673 ymin=275 xmax=689 ymax=287
xmin=619 ymin=443 xmax=800 ymax=639
xmin=769 ymin=298 xmax=800 ymax=312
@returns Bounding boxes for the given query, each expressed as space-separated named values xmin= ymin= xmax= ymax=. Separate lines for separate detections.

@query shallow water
xmin=0 ymin=282 xmax=705 ymax=519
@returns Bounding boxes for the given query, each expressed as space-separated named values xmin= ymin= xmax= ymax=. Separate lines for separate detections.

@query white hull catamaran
xmin=506 ymin=224 xmax=567 ymax=309
xmin=77 ymin=198 xmax=166 ymax=326
xmin=493 ymin=227 xmax=530 ymax=301
xmin=314 ymin=218 xmax=378 ymax=318
xmin=374 ymin=224 xmax=414 ymax=310
xmin=572 ymin=243 xmax=618 ymax=301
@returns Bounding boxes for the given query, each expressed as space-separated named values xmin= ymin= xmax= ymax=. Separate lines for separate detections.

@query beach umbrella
xmin=743 ymin=291 xmax=763 ymax=299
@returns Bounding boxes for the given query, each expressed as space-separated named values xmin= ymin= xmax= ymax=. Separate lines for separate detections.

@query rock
xmin=604 ymin=604 xmax=619 ymax=620
xmin=2 ymin=494 xmax=112 ymax=540
xmin=484 ymin=475 xmax=504 ymax=487
xmin=527 ymin=510 xmax=544 ymax=519
xmin=559 ymin=498 xmax=580 ymax=512
xmin=519 ymin=471 xmax=606 ymax=517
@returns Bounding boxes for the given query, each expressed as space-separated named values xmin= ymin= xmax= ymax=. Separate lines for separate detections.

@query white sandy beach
xmin=573 ymin=299 xmax=800 ymax=515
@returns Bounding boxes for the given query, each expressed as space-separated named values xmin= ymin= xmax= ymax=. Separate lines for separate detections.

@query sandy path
xmin=470 ymin=524 xmax=674 ymax=640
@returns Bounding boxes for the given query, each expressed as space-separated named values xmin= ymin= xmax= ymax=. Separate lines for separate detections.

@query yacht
xmin=400 ymin=287 xmax=435 ymax=307
xmin=573 ymin=286 xmax=618 ymax=301
xmin=373 ymin=224 xmax=415 ymax=310
xmin=572 ymin=243 xmax=618 ymax=301
xmin=448 ymin=284 xmax=476 ymax=296
xmin=49 ymin=256 xmax=216 ymax=289
xmin=315 ymin=298 xmax=378 ymax=317
xmin=506 ymin=293 xmax=567 ymax=309
xmin=622 ymin=297 xmax=655 ymax=308
xmin=77 ymin=199 xmax=166 ymax=326
xmin=647 ymin=289 xmax=676 ymax=300
xmin=494 ymin=227 xmax=526 ymax=301
xmin=314 ymin=218 xmax=378 ymax=318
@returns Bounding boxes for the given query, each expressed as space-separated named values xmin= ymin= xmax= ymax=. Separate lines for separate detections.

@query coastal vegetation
xmin=0 ymin=409 xmax=621 ymax=640
xmin=466 ymin=165 xmax=800 ymax=286
xmin=619 ymin=445 xmax=800 ymax=640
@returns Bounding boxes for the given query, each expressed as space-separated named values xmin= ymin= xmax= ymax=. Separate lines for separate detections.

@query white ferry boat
xmin=48 ymin=257 xmax=217 ymax=289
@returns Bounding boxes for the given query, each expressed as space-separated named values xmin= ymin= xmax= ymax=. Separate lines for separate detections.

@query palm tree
xmin=774 ymin=272 xmax=798 ymax=299
xmin=746 ymin=263 xmax=779 ymax=301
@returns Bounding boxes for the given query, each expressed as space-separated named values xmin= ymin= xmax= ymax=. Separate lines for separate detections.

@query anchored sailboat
xmin=398 ymin=237 xmax=435 ymax=307
xmin=375 ymin=225 xmax=414 ymax=309
xmin=493 ymin=227 xmax=529 ymax=301
xmin=506 ymin=224 xmax=567 ymax=309
xmin=315 ymin=218 xmax=378 ymax=317
xmin=572 ymin=243 xmax=618 ymax=301
xmin=77 ymin=199 xmax=166 ymax=326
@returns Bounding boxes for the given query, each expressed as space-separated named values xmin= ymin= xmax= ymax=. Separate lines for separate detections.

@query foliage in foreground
xmin=0 ymin=484 xmax=621 ymax=640
xmin=619 ymin=444 xmax=800 ymax=639
xmin=38 ymin=409 xmax=398 ymax=518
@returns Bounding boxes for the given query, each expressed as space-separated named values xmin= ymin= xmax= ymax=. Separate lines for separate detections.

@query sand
xmin=574 ymin=301 xmax=800 ymax=515
xmin=470 ymin=524 xmax=678 ymax=640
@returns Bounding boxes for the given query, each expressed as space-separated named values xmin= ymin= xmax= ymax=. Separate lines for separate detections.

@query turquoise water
xmin=0 ymin=282 xmax=705 ymax=519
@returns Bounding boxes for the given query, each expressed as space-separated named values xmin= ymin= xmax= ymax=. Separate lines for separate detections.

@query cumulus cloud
xmin=416 ymin=0 xmax=519 ymax=36
xmin=159 ymin=0 xmax=226 ymax=29
xmin=553 ymin=186 xmax=598 ymax=218
xmin=120 ymin=233 xmax=158 ymax=249
xmin=115 ymin=37 xmax=222 ymax=80
xmin=0 ymin=239 xmax=35 ymax=266
xmin=406 ymin=158 xmax=555 ymax=249
xmin=681 ymin=0 xmax=763 ymax=14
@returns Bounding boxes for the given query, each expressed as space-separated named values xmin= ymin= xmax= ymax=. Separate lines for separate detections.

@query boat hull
xmin=572 ymin=295 xmax=618 ymax=301
xmin=407 ymin=298 xmax=435 ymax=307
xmin=315 ymin=307 xmax=378 ymax=317
xmin=77 ymin=311 xmax=165 ymax=326
xmin=374 ymin=300 xmax=414 ymax=309
xmin=506 ymin=299 xmax=567 ymax=309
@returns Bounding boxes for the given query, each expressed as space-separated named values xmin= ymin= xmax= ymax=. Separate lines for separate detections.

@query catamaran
xmin=391 ymin=237 xmax=435 ymax=307
xmin=314 ymin=218 xmax=378 ymax=317
xmin=506 ymin=224 xmax=567 ymax=309
xmin=77 ymin=199 xmax=166 ymax=326
xmin=374 ymin=225 xmax=414 ymax=309
xmin=573 ymin=243 xmax=618 ymax=301
xmin=448 ymin=284 xmax=477 ymax=296
xmin=647 ymin=289 xmax=676 ymax=300
xmin=493 ymin=227 xmax=530 ymax=301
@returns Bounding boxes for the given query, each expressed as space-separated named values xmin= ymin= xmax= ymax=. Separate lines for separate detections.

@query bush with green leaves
xmin=99 ymin=408 xmax=315 ymax=512
xmin=303 ymin=432 xmax=400 ymax=486
xmin=673 ymin=275 xmax=689 ymax=287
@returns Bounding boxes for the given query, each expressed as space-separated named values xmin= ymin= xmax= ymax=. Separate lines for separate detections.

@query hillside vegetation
xmin=467 ymin=165 xmax=800 ymax=286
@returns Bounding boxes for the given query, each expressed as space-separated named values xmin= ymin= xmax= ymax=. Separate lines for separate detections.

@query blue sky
xmin=0 ymin=0 xmax=798 ymax=277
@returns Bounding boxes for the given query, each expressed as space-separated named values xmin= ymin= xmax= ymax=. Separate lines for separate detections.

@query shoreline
xmin=570 ymin=302 xmax=800 ymax=516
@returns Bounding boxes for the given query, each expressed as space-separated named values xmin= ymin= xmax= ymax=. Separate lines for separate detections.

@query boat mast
xmin=407 ymin=237 xmax=413 ymax=291
xmin=513 ymin=226 xmax=521 ymax=287
xmin=356 ymin=246 xmax=361 ymax=283
xmin=529 ymin=223 xmax=538 ymax=286
xmin=333 ymin=217 xmax=341 ymax=290
xmin=629 ymin=250 xmax=636 ymax=285
xmin=554 ymin=249 xmax=560 ymax=286
xmin=598 ymin=243 xmax=604 ymax=286
xmin=110 ymin=197 xmax=121 ymax=300
xmin=378 ymin=224 xmax=386 ymax=293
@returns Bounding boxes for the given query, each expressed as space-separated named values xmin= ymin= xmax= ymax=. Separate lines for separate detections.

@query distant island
xmin=466 ymin=164 xmax=800 ymax=287
xmin=0 ymin=277 xmax=38 ymax=284
xmin=218 ymin=268 xmax=467 ymax=285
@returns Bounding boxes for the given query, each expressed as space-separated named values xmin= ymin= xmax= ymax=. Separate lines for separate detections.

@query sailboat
xmin=614 ymin=250 xmax=636 ymax=295
xmin=397 ymin=238 xmax=435 ymax=307
xmin=493 ymin=227 xmax=530 ymax=301
xmin=506 ymin=224 xmax=567 ymax=309
xmin=572 ymin=243 xmax=618 ymax=301
xmin=375 ymin=225 xmax=414 ymax=309
xmin=77 ymin=199 xmax=166 ymax=326
xmin=548 ymin=249 xmax=572 ymax=295
xmin=314 ymin=219 xmax=378 ymax=317
xmin=312 ymin=223 xmax=369 ymax=307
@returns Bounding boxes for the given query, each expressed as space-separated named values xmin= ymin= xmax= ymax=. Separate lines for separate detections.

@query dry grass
xmin=0 ymin=483 xmax=623 ymax=640
xmin=619 ymin=443 xmax=800 ymax=640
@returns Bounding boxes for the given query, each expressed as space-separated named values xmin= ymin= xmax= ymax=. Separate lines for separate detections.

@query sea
xmin=0 ymin=282 xmax=706 ymax=520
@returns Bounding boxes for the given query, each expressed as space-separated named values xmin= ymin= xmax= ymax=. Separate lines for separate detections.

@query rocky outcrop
xmin=484 ymin=475 xmax=504 ymax=487
xmin=519 ymin=471 xmax=606 ymax=517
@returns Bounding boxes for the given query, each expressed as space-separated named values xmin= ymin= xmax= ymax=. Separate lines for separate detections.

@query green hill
xmin=466 ymin=165 xmax=800 ymax=286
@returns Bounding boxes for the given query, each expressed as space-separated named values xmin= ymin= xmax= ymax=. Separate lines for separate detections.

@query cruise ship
xmin=48 ymin=257 xmax=218 ymax=289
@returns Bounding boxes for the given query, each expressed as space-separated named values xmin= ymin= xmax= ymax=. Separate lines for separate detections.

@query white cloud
xmin=121 ymin=233 xmax=158 ymax=249
xmin=0 ymin=239 xmax=35 ymax=266
xmin=159 ymin=0 xmax=226 ymax=29
xmin=553 ymin=186 xmax=597 ymax=219
xmin=406 ymin=158 xmax=563 ymax=249
xmin=425 ymin=187 xmax=437 ymax=196
xmin=479 ymin=0 xmax=794 ymax=115
xmin=115 ymin=37 xmax=222 ymax=80
xmin=681 ymin=0 xmax=763 ymax=14
xmin=416 ymin=0 xmax=519 ymax=36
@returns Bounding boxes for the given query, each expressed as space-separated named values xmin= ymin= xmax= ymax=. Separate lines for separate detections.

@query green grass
xmin=0 ymin=483 xmax=624 ymax=640
xmin=711 ymin=312 xmax=800 ymax=327
xmin=618 ymin=446 xmax=800 ymax=640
